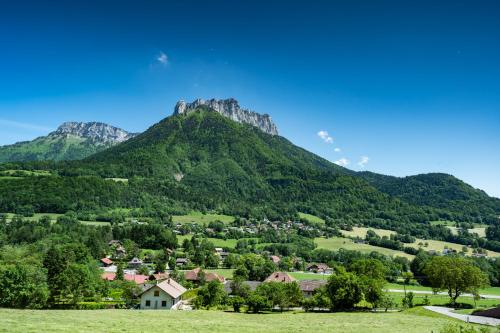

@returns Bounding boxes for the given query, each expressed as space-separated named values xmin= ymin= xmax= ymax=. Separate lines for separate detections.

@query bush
xmin=246 ymin=293 xmax=271 ymax=313
xmin=230 ymin=296 xmax=245 ymax=312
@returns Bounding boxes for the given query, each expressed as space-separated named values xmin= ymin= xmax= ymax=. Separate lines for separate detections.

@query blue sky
xmin=0 ymin=0 xmax=499 ymax=197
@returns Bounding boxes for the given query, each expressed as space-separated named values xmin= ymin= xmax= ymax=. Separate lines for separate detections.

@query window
xmin=161 ymin=301 xmax=167 ymax=307
xmin=154 ymin=290 xmax=160 ymax=297
xmin=145 ymin=300 xmax=151 ymax=307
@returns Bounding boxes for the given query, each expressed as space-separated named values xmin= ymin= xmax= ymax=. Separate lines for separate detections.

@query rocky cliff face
xmin=174 ymin=98 xmax=279 ymax=135
xmin=51 ymin=122 xmax=137 ymax=144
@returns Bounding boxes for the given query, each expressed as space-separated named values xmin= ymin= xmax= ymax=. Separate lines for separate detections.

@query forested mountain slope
xmin=359 ymin=172 xmax=500 ymax=223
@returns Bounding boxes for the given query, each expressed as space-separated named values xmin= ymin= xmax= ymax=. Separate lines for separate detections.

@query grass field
xmin=339 ymin=226 xmax=497 ymax=257
xmin=389 ymin=292 xmax=500 ymax=309
xmin=172 ymin=212 xmax=235 ymax=225
xmin=386 ymin=283 xmax=500 ymax=296
xmin=298 ymin=212 xmax=325 ymax=224
xmin=289 ymin=272 xmax=329 ymax=281
xmin=177 ymin=235 xmax=264 ymax=249
xmin=0 ymin=308 xmax=467 ymax=333
xmin=340 ymin=227 xmax=396 ymax=238
xmin=314 ymin=237 xmax=415 ymax=259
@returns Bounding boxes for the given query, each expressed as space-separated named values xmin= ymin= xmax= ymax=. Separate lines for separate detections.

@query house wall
xmin=140 ymin=286 xmax=176 ymax=310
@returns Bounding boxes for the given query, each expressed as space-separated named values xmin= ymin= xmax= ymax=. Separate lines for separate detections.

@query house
xmin=299 ymin=279 xmax=327 ymax=298
xmin=101 ymin=272 xmax=149 ymax=284
xmin=128 ymin=257 xmax=143 ymax=268
xmin=306 ymin=263 xmax=332 ymax=274
xmin=139 ymin=278 xmax=186 ymax=310
xmin=100 ymin=257 xmax=113 ymax=267
xmin=176 ymin=258 xmax=188 ymax=267
xmin=184 ymin=267 xmax=225 ymax=284
xmin=114 ymin=245 xmax=127 ymax=259
xmin=149 ymin=272 xmax=170 ymax=282
xmin=270 ymin=255 xmax=281 ymax=265
xmin=214 ymin=248 xmax=229 ymax=261
xmin=108 ymin=240 xmax=121 ymax=246
xmin=264 ymin=272 xmax=296 ymax=283
xmin=224 ymin=280 xmax=262 ymax=294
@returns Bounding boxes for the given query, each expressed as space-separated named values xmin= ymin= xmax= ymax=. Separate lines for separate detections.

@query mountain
xmin=0 ymin=122 xmax=137 ymax=162
xmin=174 ymin=98 xmax=278 ymax=135
xmin=359 ymin=172 xmax=500 ymax=223
xmin=1 ymin=99 xmax=498 ymax=230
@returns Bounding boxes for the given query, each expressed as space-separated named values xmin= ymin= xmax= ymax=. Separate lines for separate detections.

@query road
xmin=388 ymin=289 xmax=500 ymax=300
xmin=424 ymin=306 xmax=500 ymax=326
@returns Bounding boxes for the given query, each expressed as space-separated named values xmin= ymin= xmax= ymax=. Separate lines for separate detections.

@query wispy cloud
xmin=317 ymin=130 xmax=333 ymax=144
xmin=335 ymin=158 xmax=349 ymax=167
xmin=0 ymin=118 xmax=52 ymax=132
xmin=357 ymin=156 xmax=369 ymax=168
xmin=334 ymin=147 xmax=341 ymax=153
xmin=156 ymin=51 xmax=168 ymax=66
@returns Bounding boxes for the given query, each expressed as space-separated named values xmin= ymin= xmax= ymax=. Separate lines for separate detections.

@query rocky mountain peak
xmin=51 ymin=122 xmax=137 ymax=144
xmin=174 ymin=98 xmax=279 ymax=135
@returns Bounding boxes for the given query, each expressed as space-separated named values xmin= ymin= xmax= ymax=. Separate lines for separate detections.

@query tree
xmin=423 ymin=256 xmax=489 ymax=305
xmin=375 ymin=293 xmax=394 ymax=312
xmin=402 ymin=291 xmax=414 ymax=308
xmin=326 ymin=268 xmax=363 ymax=311
xmin=246 ymin=293 xmax=271 ymax=313
xmin=116 ymin=263 xmax=125 ymax=281
xmin=0 ymin=264 xmax=49 ymax=309
xmin=194 ymin=280 xmax=226 ymax=309
xmin=230 ymin=296 xmax=245 ymax=312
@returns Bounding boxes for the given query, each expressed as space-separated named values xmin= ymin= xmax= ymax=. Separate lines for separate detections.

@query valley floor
xmin=0 ymin=308 xmax=466 ymax=333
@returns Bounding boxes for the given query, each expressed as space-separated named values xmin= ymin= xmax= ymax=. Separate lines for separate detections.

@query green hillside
xmin=0 ymin=134 xmax=116 ymax=163
xmin=359 ymin=172 xmax=500 ymax=223
xmin=0 ymin=109 xmax=435 ymax=221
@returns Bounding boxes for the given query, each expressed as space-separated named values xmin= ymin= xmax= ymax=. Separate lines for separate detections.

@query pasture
xmin=0 ymin=308 xmax=465 ymax=333
xmin=314 ymin=237 xmax=415 ymax=259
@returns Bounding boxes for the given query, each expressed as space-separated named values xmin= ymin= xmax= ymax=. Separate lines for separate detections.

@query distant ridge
xmin=0 ymin=121 xmax=137 ymax=162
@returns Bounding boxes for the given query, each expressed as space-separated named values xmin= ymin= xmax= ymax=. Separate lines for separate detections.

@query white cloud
xmin=334 ymin=147 xmax=341 ymax=153
xmin=157 ymin=51 xmax=168 ymax=65
xmin=317 ymin=130 xmax=333 ymax=144
xmin=357 ymin=156 xmax=369 ymax=168
xmin=335 ymin=158 xmax=349 ymax=167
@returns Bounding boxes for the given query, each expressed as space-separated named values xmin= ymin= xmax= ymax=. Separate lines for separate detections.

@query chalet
xmin=214 ymin=248 xmax=229 ymax=261
xmin=184 ymin=267 xmax=225 ymax=284
xmin=306 ymin=263 xmax=332 ymax=274
xmin=128 ymin=257 xmax=143 ymax=268
xmin=100 ymin=257 xmax=113 ymax=267
xmin=264 ymin=272 xmax=296 ymax=283
xmin=139 ymin=278 xmax=186 ymax=310
xmin=299 ymin=279 xmax=327 ymax=298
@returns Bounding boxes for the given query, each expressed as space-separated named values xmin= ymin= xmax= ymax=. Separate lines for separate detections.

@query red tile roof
xmin=101 ymin=272 xmax=149 ymax=284
xmin=100 ymin=258 xmax=113 ymax=265
xmin=184 ymin=267 xmax=225 ymax=282
xmin=264 ymin=272 xmax=296 ymax=283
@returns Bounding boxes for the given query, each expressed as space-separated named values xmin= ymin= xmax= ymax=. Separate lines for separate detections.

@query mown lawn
xmin=314 ymin=237 xmax=414 ymax=259
xmin=0 ymin=308 xmax=466 ymax=333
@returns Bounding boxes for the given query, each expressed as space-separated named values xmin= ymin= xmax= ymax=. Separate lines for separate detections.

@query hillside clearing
xmin=314 ymin=237 xmax=414 ymax=259
xmin=172 ymin=212 xmax=235 ymax=225
xmin=0 ymin=308 xmax=464 ymax=333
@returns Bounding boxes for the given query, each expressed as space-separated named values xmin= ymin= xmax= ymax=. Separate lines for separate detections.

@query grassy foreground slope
xmin=0 ymin=308 xmax=460 ymax=333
